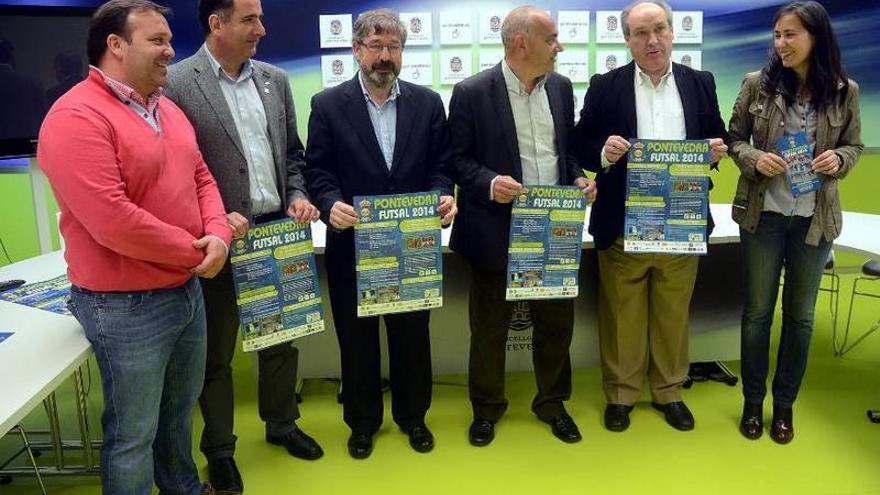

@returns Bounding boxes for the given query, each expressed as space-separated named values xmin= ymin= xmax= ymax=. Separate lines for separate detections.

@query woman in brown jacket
xmin=728 ymin=0 xmax=863 ymax=444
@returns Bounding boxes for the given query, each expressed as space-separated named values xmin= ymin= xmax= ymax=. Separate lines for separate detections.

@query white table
xmin=0 ymin=251 xmax=95 ymax=492
xmin=0 ymin=252 xmax=89 ymax=437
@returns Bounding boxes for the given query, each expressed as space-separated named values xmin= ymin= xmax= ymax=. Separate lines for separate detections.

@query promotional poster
xmin=354 ymin=191 xmax=443 ymax=317
xmin=624 ymin=139 xmax=711 ymax=254
xmin=230 ymin=219 xmax=325 ymax=352
xmin=506 ymin=186 xmax=586 ymax=300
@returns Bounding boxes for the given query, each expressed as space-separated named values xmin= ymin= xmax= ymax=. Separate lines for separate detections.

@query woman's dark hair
xmin=760 ymin=1 xmax=848 ymax=108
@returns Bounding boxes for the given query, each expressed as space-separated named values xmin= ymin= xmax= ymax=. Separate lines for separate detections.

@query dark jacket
xmin=448 ymin=63 xmax=584 ymax=272
xmin=304 ymin=75 xmax=453 ymax=265
xmin=570 ymin=61 xmax=728 ymax=250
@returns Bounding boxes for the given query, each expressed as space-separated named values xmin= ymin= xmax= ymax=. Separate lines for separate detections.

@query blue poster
xmin=230 ymin=219 xmax=325 ymax=352
xmin=0 ymin=274 xmax=71 ymax=315
xmin=0 ymin=332 xmax=13 ymax=344
xmin=354 ymin=191 xmax=443 ymax=317
xmin=506 ymin=186 xmax=586 ymax=300
xmin=625 ymin=139 xmax=711 ymax=255
xmin=778 ymin=131 xmax=820 ymax=198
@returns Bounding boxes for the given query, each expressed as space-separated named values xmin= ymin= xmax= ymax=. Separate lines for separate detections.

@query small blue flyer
xmin=778 ymin=131 xmax=820 ymax=198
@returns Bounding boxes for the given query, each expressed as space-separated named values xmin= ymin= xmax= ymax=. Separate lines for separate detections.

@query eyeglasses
xmin=359 ymin=42 xmax=403 ymax=55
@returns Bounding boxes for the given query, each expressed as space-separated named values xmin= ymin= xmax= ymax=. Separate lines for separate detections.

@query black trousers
xmin=326 ymin=240 xmax=432 ymax=435
xmin=468 ymin=269 xmax=574 ymax=422
xmin=198 ymin=262 xmax=299 ymax=461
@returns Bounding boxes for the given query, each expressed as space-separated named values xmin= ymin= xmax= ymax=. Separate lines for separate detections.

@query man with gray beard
xmin=304 ymin=8 xmax=456 ymax=460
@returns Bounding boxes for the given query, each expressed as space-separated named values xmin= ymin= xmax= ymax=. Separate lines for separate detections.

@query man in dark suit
xmin=448 ymin=6 xmax=596 ymax=447
xmin=304 ymin=9 xmax=456 ymax=460
xmin=571 ymin=0 xmax=728 ymax=433
xmin=164 ymin=0 xmax=321 ymax=492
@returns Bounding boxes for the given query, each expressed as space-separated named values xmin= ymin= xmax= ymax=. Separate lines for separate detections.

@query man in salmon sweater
xmin=37 ymin=1 xmax=231 ymax=494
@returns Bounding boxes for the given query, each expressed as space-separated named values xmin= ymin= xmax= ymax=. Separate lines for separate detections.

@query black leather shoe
xmin=403 ymin=424 xmax=434 ymax=453
xmin=770 ymin=406 xmax=794 ymax=444
xmin=652 ymin=401 xmax=695 ymax=431
xmin=207 ymin=457 xmax=243 ymax=494
xmin=266 ymin=427 xmax=324 ymax=460
xmin=347 ymin=432 xmax=374 ymax=459
xmin=604 ymin=404 xmax=634 ymax=432
xmin=547 ymin=414 xmax=582 ymax=443
xmin=739 ymin=402 xmax=763 ymax=440
xmin=468 ymin=419 xmax=495 ymax=447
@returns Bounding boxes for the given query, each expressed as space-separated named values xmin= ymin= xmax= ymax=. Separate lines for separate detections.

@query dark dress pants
xmin=326 ymin=238 xmax=432 ymax=435
xmin=468 ymin=269 xmax=574 ymax=422
xmin=198 ymin=262 xmax=300 ymax=461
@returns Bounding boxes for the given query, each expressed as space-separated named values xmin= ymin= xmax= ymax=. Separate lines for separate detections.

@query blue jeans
xmin=740 ymin=212 xmax=831 ymax=408
xmin=69 ymin=277 xmax=206 ymax=495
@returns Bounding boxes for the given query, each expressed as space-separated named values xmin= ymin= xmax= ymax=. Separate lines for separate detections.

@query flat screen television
xmin=0 ymin=1 xmax=100 ymax=160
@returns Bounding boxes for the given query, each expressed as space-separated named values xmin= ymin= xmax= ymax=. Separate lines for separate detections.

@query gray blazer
xmin=165 ymin=46 xmax=308 ymax=220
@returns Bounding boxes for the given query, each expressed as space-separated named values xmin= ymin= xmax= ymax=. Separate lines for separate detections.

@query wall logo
xmin=489 ymin=15 xmax=502 ymax=33
xmin=605 ymin=54 xmax=618 ymax=71
xmin=508 ymin=301 xmax=533 ymax=332
xmin=410 ymin=17 xmax=423 ymax=34
xmin=450 ymin=56 xmax=463 ymax=73
xmin=680 ymin=54 xmax=692 ymax=67
xmin=330 ymin=19 xmax=343 ymax=36
xmin=331 ymin=59 xmax=344 ymax=76
xmin=607 ymin=15 xmax=618 ymax=32
xmin=682 ymin=15 xmax=694 ymax=32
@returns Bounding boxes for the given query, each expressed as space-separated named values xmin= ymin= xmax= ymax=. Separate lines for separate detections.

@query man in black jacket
xmin=449 ymin=5 xmax=596 ymax=447
xmin=571 ymin=0 xmax=728 ymax=433
xmin=304 ymin=8 xmax=456 ymax=460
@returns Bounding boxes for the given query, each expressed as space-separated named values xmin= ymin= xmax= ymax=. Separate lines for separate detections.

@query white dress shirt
xmin=491 ymin=60 xmax=560 ymax=199
xmin=601 ymin=62 xmax=686 ymax=167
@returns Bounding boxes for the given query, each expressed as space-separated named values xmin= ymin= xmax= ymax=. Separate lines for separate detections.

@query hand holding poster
xmin=230 ymin=219 xmax=324 ymax=352
xmin=625 ymin=139 xmax=711 ymax=254
xmin=778 ymin=131 xmax=820 ymax=197
xmin=354 ymin=191 xmax=443 ymax=317
xmin=506 ymin=185 xmax=586 ymax=300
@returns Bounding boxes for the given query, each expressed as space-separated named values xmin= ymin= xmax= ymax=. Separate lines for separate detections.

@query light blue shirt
xmin=204 ymin=44 xmax=281 ymax=215
xmin=358 ymin=72 xmax=400 ymax=170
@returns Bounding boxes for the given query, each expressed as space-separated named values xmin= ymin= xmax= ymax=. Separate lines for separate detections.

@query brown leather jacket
xmin=728 ymin=71 xmax=863 ymax=245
